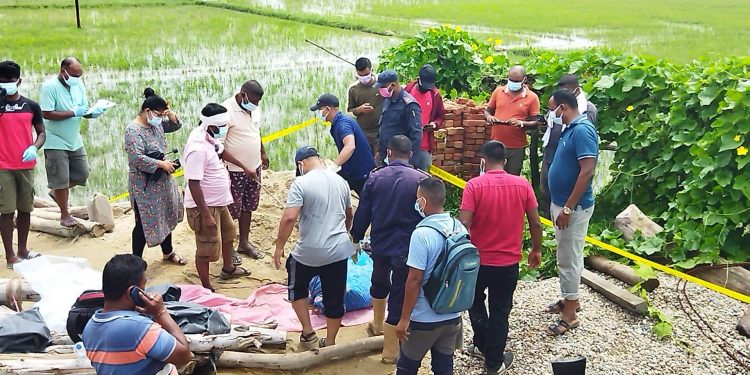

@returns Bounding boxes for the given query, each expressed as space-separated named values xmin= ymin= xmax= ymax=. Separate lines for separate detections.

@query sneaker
xmin=485 ymin=351 xmax=514 ymax=375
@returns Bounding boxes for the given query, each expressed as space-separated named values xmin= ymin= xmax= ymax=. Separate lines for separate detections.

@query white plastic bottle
xmin=74 ymin=342 xmax=88 ymax=367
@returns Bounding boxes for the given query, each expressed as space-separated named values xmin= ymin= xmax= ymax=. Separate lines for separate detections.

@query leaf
xmin=715 ymin=169 xmax=733 ymax=187
xmin=634 ymin=236 xmax=664 ymax=255
xmin=698 ymin=85 xmax=719 ymax=106
xmin=718 ymin=133 xmax=743 ymax=152
xmin=632 ymin=264 xmax=657 ymax=280
xmin=652 ymin=321 xmax=673 ymax=339
xmin=594 ymin=75 xmax=615 ymax=89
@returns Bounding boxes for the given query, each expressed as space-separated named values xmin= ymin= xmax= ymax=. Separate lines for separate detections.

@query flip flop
xmin=163 ymin=252 xmax=187 ymax=265
xmin=220 ymin=266 xmax=251 ymax=280
xmin=231 ymin=251 xmax=243 ymax=266
xmin=7 ymin=260 xmax=22 ymax=270
xmin=21 ymin=251 xmax=41 ymax=260
xmin=547 ymin=319 xmax=580 ymax=336
xmin=238 ymin=246 xmax=265 ymax=260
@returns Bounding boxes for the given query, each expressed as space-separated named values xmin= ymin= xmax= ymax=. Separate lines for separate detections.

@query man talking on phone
xmin=83 ymin=254 xmax=193 ymax=375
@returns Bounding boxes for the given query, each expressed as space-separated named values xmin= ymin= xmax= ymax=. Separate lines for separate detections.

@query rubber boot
xmin=368 ymin=298 xmax=386 ymax=336
xmin=551 ymin=356 xmax=586 ymax=375
xmin=382 ymin=323 xmax=399 ymax=364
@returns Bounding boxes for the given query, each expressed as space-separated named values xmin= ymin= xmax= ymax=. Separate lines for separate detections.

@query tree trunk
xmin=614 ymin=204 xmax=664 ymax=242
xmin=33 ymin=197 xmax=58 ymax=209
xmin=217 ymin=336 xmax=383 ymax=370
xmin=38 ymin=206 xmax=89 ymax=221
xmin=693 ymin=266 xmax=750 ymax=297
xmin=28 ymin=213 xmax=106 ymax=238
xmin=586 ymin=255 xmax=660 ymax=292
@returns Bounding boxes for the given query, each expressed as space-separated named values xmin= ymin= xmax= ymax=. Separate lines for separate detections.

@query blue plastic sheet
xmin=309 ymin=252 xmax=373 ymax=313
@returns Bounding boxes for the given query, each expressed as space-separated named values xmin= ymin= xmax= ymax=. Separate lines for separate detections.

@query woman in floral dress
xmin=124 ymin=88 xmax=186 ymax=265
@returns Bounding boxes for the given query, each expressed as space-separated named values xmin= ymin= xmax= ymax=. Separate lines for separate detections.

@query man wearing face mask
xmin=0 ymin=61 xmax=46 ymax=269
xmin=459 ymin=141 xmax=542 ymax=375
xmin=545 ymin=90 xmax=598 ymax=336
xmin=82 ymin=254 xmax=193 ymax=375
xmin=539 ymin=74 xmax=598 ymax=218
xmin=484 ymin=65 xmax=541 ymax=176
xmin=375 ymin=70 xmax=423 ymax=167
xmin=40 ymin=57 xmax=105 ymax=228
xmin=404 ymin=64 xmax=445 ymax=171
xmin=347 ymin=57 xmax=384 ymax=159
xmin=183 ymin=103 xmax=250 ymax=292
xmin=221 ymin=80 xmax=268 ymax=261
xmin=310 ymin=93 xmax=374 ymax=195
xmin=350 ymin=135 xmax=428 ymax=363
xmin=274 ymin=146 xmax=353 ymax=350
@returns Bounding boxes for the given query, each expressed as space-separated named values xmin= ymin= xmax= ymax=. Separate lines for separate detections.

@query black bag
xmin=66 ymin=290 xmax=105 ymax=343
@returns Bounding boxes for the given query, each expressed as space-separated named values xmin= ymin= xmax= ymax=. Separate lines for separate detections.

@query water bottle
xmin=74 ymin=342 xmax=88 ymax=367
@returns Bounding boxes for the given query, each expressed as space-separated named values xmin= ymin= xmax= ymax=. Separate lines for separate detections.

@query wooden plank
xmin=581 ymin=269 xmax=647 ymax=315
xmin=586 ymin=255 xmax=660 ymax=292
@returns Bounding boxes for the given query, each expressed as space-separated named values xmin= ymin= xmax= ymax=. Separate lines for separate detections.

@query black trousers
xmin=468 ymin=263 xmax=519 ymax=369
xmin=132 ymin=201 xmax=173 ymax=257
xmin=370 ymin=254 xmax=409 ymax=325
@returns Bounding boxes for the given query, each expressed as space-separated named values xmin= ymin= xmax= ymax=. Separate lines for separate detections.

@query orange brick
xmin=467 ymin=113 xmax=485 ymax=120
xmin=465 ymin=120 xmax=487 ymax=127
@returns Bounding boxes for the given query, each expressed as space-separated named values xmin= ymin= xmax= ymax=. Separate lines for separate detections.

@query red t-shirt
xmin=0 ymin=96 xmax=43 ymax=170
xmin=460 ymin=169 xmax=538 ymax=266
xmin=407 ymin=87 xmax=434 ymax=151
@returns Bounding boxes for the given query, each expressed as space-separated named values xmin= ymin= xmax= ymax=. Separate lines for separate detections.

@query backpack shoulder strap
xmin=416 ymin=218 xmax=459 ymax=274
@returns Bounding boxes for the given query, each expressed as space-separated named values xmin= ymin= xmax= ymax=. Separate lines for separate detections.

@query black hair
xmin=418 ymin=177 xmax=446 ymax=207
xmin=551 ymin=89 xmax=578 ymax=110
xmin=355 ymin=57 xmax=372 ymax=71
xmin=387 ymin=135 xmax=412 ymax=157
xmin=141 ymin=87 xmax=168 ymax=112
xmin=61 ymin=57 xmax=79 ymax=69
xmin=241 ymin=80 xmax=264 ymax=98
xmin=201 ymin=102 xmax=228 ymax=117
xmin=557 ymin=74 xmax=580 ymax=88
xmin=479 ymin=141 xmax=507 ymax=163
xmin=102 ymin=254 xmax=147 ymax=300
xmin=0 ymin=61 xmax=20 ymax=80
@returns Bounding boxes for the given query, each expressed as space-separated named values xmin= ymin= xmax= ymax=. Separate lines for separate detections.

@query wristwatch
xmin=563 ymin=206 xmax=573 ymax=215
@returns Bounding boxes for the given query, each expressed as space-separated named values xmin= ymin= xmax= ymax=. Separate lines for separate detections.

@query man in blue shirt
xmin=350 ymin=135 xmax=428 ymax=363
xmin=546 ymin=90 xmax=598 ymax=336
xmin=395 ymin=177 xmax=466 ymax=375
xmin=82 ymin=254 xmax=192 ymax=375
xmin=374 ymin=70 xmax=423 ymax=167
xmin=310 ymin=94 xmax=374 ymax=194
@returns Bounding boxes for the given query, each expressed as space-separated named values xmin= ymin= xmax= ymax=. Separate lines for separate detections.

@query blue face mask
xmin=316 ymin=107 xmax=329 ymax=121
xmin=147 ymin=111 xmax=163 ymax=127
xmin=210 ymin=126 xmax=228 ymax=139
xmin=63 ymin=69 xmax=81 ymax=87
xmin=507 ymin=80 xmax=523 ymax=92
xmin=383 ymin=157 xmax=389 ymax=165
xmin=0 ymin=81 xmax=18 ymax=96
xmin=414 ymin=198 xmax=426 ymax=218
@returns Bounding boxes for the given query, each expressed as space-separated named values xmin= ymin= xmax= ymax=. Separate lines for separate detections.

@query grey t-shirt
xmin=286 ymin=168 xmax=353 ymax=267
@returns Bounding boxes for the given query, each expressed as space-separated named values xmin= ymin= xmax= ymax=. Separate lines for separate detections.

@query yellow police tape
xmin=108 ymin=117 xmax=319 ymax=204
xmin=428 ymin=164 xmax=750 ymax=304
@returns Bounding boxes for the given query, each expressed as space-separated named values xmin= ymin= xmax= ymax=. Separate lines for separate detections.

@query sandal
xmin=465 ymin=344 xmax=485 ymax=360
xmin=318 ymin=337 xmax=328 ymax=348
xmin=20 ymin=251 xmax=41 ymax=260
xmin=547 ymin=319 xmax=580 ymax=336
xmin=544 ymin=300 xmax=582 ymax=314
xmin=163 ymin=252 xmax=187 ymax=265
xmin=298 ymin=331 xmax=320 ymax=351
xmin=220 ymin=266 xmax=251 ymax=280
xmin=231 ymin=251 xmax=243 ymax=266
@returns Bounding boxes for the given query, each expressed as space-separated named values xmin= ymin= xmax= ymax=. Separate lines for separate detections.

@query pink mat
xmin=178 ymin=284 xmax=373 ymax=332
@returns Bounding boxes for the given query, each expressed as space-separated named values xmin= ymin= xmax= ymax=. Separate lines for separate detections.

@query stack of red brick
xmin=433 ymin=98 xmax=488 ymax=180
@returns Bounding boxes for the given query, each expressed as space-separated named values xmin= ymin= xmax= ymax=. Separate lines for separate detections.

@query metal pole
xmin=75 ymin=0 xmax=81 ymax=28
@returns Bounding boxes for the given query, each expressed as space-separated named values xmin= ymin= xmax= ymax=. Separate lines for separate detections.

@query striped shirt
xmin=82 ymin=310 xmax=177 ymax=375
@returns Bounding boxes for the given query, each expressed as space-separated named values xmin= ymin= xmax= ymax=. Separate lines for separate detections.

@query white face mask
xmin=479 ymin=158 xmax=485 ymax=175
xmin=316 ymin=107 xmax=329 ymax=121
xmin=357 ymin=74 xmax=372 ymax=85
xmin=548 ymin=105 xmax=563 ymax=125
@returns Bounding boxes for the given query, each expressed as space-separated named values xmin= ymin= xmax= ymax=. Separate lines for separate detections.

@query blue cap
xmin=374 ymin=70 xmax=399 ymax=88
xmin=294 ymin=146 xmax=319 ymax=176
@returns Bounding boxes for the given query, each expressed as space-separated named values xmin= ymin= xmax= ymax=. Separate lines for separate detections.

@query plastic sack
xmin=309 ymin=252 xmax=373 ymax=313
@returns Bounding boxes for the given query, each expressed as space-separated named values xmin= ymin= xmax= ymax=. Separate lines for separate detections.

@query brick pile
xmin=433 ymin=98 xmax=489 ymax=180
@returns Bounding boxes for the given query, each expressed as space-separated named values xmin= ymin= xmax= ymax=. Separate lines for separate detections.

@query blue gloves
xmin=72 ymin=106 xmax=89 ymax=117
xmin=89 ymin=107 xmax=106 ymax=119
xmin=21 ymin=145 xmax=37 ymax=162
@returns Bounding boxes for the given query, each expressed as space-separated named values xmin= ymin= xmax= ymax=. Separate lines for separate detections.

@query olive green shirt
xmin=346 ymin=79 xmax=384 ymax=136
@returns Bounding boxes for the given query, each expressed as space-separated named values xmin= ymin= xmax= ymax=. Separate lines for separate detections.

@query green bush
xmin=381 ymin=27 xmax=750 ymax=268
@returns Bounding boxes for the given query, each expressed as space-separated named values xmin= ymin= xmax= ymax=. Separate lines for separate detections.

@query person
xmin=540 ymin=74 xmax=598 ymax=218
xmin=183 ymin=103 xmax=250 ymax=292
xmin=374 ymin=70 xmax=423 ymax=167
xmin=221 ymin=80 xmax=269 ymax=261
xmin=124 ymin=88 xmax=185 ymax=265
xmin=347 ymin=57 xmax=384 ymax=159
xmin=404 ymin=64 xmax=445 ymax=171
xmin=40 ymin=57 xmax=106 ymax=227
xmin=273 ymin=146 xmax=353 ymax=349
xmin=0 ymin=60 xmax=46 ymax=269
xmin=545 ymin=90 xmax=599 ymax=336
xmin=350 ymin=135 xmax=428 ymax=363
xmin=484 ymin=65 xmax=541 ymax=176
xmin=82 ymin=254 xmax=192 ymax=375
xmin=310 ymin=93 xmax=375 ymax=195
xmin=395 ymin=177 xmax=466 ymax=375
xmin=459 ymin=141 xmax=543 ymax=375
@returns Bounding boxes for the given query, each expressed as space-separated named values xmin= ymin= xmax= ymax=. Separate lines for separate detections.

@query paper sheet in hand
xmin=84 ymin=99 xmax=116 ymax=115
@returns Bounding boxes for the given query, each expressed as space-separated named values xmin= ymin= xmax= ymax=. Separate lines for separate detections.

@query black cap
xmin=418 ymin=64 xmax=437 ymax=90
xmin=309 ymin=94 xmax=339 ymax=111
xmin=294 ymin=146 xmax=319 ymax=176
xmin=374 ymin=69 xmax=399 ymax=88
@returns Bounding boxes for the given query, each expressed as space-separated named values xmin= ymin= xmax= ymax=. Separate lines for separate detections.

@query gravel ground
xmin=445 ymin=273 xmax=750 ymax=375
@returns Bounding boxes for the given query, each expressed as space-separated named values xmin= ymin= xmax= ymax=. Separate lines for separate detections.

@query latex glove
xmin=21 ymin=145 xmax=38 ymax=162
xmin=72 ymin=106 xmax=89 ymax=117
xmin=327 ymin=163 xmax=341 ymax=173
xmin=89 ymin=107 xmax=106 ymax=118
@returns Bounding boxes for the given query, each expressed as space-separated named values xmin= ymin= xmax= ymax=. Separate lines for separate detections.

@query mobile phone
xmin=130 ymin=286 xmax=147 ymax=307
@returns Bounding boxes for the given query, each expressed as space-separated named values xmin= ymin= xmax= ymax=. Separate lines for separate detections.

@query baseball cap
xmin=418 ymin=64 xmax=437 ymax=90
xmin=294 ymin=146 xmax=319 ymax=176
xmin=374 ymin=70 xmax=399 ymax=88
xmin=309 ymin=94 xmax=339 ymax=111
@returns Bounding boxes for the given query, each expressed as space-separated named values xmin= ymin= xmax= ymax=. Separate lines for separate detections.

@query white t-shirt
xmin=221 ymin=97 xmax=261 ymax=172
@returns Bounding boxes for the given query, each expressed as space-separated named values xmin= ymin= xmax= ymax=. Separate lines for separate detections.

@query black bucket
xmin=551 ymin=356 xmax=586 ymax=375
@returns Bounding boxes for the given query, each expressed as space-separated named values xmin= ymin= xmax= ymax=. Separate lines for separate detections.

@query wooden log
xmin=111 ymin=201 xmax=132 ymax=217
xmin=737 ymin=306 xmax=750 ymax=338
xmin=86 ymin=194 xmax=115 ymax=232
xmin=38 ymin=206 xmax=89 ymax=220
xmin=586 ymin=255 xmax=660 ymax=292
xmin=28 ymin=214 xmax=106 ymax=238
xmin=614 ymin=204 xmax=664 ymax=242
xmin=0 ymin=358 xmax=95 ymax=374
xmin=33 ymin=197 xmax=57 ymax=209
xmin=581 ymin=269 xmax=647 ymax=315
xmin=0 ymin=278 xmax=40 ymax=307
xmin=217 ymin=336 xmax=383 ymax=370
xmin=693 ymin=266 xmax=750 ymax=297
xmin=29 ymin=217 xmax=87 ymax=238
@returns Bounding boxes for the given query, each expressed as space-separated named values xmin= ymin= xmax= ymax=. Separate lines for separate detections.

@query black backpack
xmin=66 ymin=290 xmax=105 ymax=343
